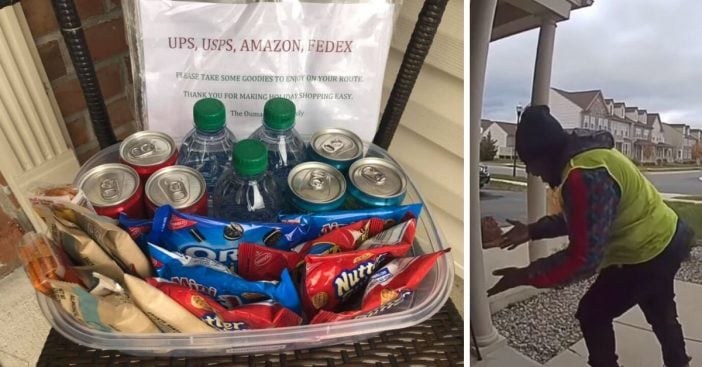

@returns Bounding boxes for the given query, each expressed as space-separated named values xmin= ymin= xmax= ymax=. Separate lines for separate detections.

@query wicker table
xmin=37 ymin=300 xmax=463 ymax=366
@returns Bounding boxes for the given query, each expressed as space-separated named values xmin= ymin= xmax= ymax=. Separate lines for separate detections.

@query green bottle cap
xmin=263 ymin=98 xmax=296 ymax=130
xmin=193 ymin=98 xmax=226 ymax=132
xmin=232 ymin=139 xmax=268 ymax=176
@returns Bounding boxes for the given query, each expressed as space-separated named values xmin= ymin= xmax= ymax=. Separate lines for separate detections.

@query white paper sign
xmin=137 ymin=0 xmax=396 ymax=143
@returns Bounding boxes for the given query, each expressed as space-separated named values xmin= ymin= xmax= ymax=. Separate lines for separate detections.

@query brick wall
xmin=22 ymin=0 xmax=137 ymax=163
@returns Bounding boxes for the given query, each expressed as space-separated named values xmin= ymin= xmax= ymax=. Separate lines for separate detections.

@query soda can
xmin=119 ymin=131 xmax=178 ymax=182
xmin=346 ymin=158 xmax=407 ymax=208
xmin=287 ymin=162 xmax=346 ymax=212
xmin=77 ymin=163 xmax=144 ymax=219
xmin=144 ymin=165 xmax=208 ymax=217
xmin=308 ymin=128 xmax=364 ymax=171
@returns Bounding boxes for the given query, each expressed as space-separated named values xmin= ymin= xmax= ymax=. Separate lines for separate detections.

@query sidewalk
xmin=547 ymin=280 xmax=702 ymax=366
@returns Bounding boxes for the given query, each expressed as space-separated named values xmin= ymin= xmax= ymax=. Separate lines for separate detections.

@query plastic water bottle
xmin=177 ymin=98 xmax=236 ymax=214
xmin=249 ymin=98 xmax=307 ymax=189
xmin=212 ymin=139 xmax=283 ymax=222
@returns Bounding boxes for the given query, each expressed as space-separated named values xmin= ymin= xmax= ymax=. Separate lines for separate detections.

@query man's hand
xmin=487 ymin=267 xmax=529 ymax=297
xmin=483 ymin=219 xmax=530 ymax=250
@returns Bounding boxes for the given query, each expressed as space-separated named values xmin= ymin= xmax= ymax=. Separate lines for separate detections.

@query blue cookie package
xmin=148 ymin=243 xmax=302 ymax=315
xmin=147 ymin=205 xmax=308 ymax=272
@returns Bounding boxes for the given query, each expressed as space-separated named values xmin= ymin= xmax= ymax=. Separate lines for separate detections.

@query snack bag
xmin=148 ymin=205 xmax=307 ymax=272
xmin=279 ymin=203 xmax=422 ymax=242
xmin=148 ymin=278 xmax=302 ymax=330
xmin=77 ymin=271 xmax=126 ymax=296
xmin=49 ymin=202 xmax=152 ymax=278
xmin=123 ymin=274 xmax=215 ymax=333
xmin=238 ymin=217 xmax=387 ymax=281
xmin=17 ymin=232 xmax=85 ymax=294
xmin=300 ymin=219 xmax=416 ymax=317
xmin=311 ymin=249 xmax=450 ymax=323
xmin=51 ymin=216 xmax=125 ymax=282
xmin=48 ymin=278 xmax=161 ymax=333
xmin=149 ymin=243 xmax=302 ymax=315
xmin=28 ymin=183 xmax=94 ymax=212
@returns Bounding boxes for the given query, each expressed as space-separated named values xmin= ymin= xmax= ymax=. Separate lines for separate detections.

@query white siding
xmin=482 ymin=124 xmax=511 ymax=157
xmin=381 ymin=0 xmax=464 ymax=277
xmin=549 ymin=89 xmax=582 ymax=129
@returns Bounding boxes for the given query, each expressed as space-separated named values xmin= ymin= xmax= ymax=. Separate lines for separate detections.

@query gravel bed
xmin=492 ymin=277 xmax=594 ymax=364
xmin=675 ymin=246 xmax=702 ymax=283
xmin=491 ymin=246 xmax=702 ymax=365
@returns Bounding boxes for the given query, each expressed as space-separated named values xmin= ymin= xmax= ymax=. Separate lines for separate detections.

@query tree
xmin=692 ymin=142 xmax=702 ymax=161
xmin=643 ymin=144 xmax=654 ymax=161
xmin=480 ymin=132 xmax=498 ymax=161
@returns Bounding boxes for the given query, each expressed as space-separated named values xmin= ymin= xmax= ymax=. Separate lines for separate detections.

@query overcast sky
xmin=482 ymin=0 xmax=702 ymax=127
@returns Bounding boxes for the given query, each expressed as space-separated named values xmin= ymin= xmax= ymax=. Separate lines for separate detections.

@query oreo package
xmin=148 ymin=205 xmax=307 ymax=272
xmin=278 ymin=203 xmax=422 ymax=242
xmin=148 ymin=243 xmax=302 ymax=315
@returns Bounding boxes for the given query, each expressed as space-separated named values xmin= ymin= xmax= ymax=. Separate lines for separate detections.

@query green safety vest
xmin=562 ymin=148 xmax=677 ymax=269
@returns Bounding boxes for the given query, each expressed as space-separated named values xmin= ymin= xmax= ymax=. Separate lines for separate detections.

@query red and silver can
xmin=144 ymin=165 xmax=208 ymax=217
xmin=119 ymin=131 xmax=178 ymax=182
xmin=77 ymin=163 xmax=144 ymax=219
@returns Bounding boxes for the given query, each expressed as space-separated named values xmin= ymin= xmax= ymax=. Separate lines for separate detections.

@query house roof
xmin=552 ymin=88 xmax=601 ymax=110
xmin=604 ymin=98 xmax=613 ymax=104
xmin=625 ymin=107 xmax=638 ymax=111
xmin=481 ymin=119 xmax=518 ymax=136
xmin=646 ymin=113 xmax=662 ymax=129
xmin=613 ymin=102 xmax=625 ymax=107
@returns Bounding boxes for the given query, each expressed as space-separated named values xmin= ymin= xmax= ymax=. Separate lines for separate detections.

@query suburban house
xmin=663 ymin=124 xmax=696 ymax=161
xmin=480 ymin=119 xmax=517 ymax=158
xmin=548 ymin=87 xmax=694 ymax=163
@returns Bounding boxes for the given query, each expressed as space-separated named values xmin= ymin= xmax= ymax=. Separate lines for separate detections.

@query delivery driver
xmin=485 ymin=105 xmax=693 ymax=367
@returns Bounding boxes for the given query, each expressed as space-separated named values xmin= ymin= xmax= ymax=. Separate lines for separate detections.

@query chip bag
xmin=48 ymin=202 xmax=152 ymax=278
xmin=48 ymin=278 xmax=161 ymax=333
xmin=279 ymin=203 xmax=422 ymax=242
xmin=238 ymin=217 xmax=387 ymax=281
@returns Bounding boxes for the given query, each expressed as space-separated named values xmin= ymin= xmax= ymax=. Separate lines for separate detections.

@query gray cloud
xmin=483 ymin=0 xmax=702 ymax=127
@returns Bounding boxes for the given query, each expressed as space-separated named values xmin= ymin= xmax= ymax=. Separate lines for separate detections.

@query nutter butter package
xmin=148 ymin=278 xmax=302 ymax=331
xmin=300 ymin=219 xmax=416 ymax=317
xmin=311 ymin=249 xmax=450 ymax=324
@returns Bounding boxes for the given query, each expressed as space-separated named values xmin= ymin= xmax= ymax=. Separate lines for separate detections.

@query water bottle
xmin=249 ymin=97 xmax=307 ymax=189
xmin=212 ymin=139 xmax=283 ymax=222
xmin=177 ymin=98 xmax=236 ymax=214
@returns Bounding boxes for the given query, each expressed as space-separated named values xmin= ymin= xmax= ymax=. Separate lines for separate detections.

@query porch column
xmin=469 ymin=0 xmax=500 ymax=348
xmin=528 ymin=16 xmax=557 ymax=262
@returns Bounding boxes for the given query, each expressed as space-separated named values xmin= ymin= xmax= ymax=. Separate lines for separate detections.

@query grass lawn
xmin=665 ymin=201 xmax=702 ymax=240
xmin=491 ymin=173 xmax=527 ymax=183
xmin=484 ymin=180 xmax=525 ymax=192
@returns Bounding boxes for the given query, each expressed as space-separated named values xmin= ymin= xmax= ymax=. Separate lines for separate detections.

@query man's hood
xmin=561 ymin=129 xmax=615 ymax=162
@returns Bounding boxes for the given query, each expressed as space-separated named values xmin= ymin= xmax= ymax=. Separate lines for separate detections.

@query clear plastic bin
xmin=37 ymin=141 xmax=455 ymax=357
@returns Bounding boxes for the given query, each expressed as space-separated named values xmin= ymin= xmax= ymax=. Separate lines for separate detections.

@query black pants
xmin=575 ymin=220 xmax=693 ymax=367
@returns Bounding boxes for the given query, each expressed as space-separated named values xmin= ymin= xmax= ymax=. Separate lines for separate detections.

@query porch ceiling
xmin=491 ymin=0 xmax=594 ymax=41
